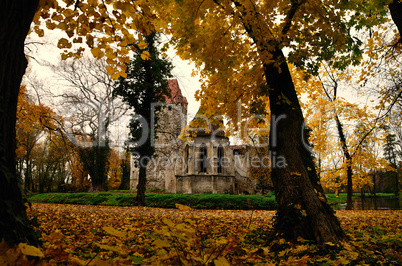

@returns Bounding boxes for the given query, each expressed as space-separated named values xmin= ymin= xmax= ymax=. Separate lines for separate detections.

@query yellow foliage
xmin=107 ymin=148 xmax=122 ymax=190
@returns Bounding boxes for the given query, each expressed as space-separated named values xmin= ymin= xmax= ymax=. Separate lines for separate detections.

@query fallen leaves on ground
xmin=3 ymin=204 xmax=401 ymax=265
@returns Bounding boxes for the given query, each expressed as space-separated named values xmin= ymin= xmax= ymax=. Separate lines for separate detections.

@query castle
xmin=129 ymin=79 xmax=257 ymax=194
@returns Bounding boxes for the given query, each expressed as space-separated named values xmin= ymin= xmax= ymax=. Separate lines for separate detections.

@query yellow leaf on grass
xmin=103 ymin=226 xmax=126 ymax=238
xmin=175 ymin=203 xmax=192 ymax=211
xmin=214 ymin=257 xmax=230 ymax=266
xmin=96 ymin=243 xmax=123 ymax=252
xmin=18 ymin=243 xmax=44 ymax=258
xmin=153 ymin=239 xmax=170 ymax=248
xmin=162 ymin=218 xmax=175 ymax=227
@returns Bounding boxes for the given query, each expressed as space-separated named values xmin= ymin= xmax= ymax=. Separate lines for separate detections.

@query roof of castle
xmin=165 ymin=79 xmax=188 ymax=110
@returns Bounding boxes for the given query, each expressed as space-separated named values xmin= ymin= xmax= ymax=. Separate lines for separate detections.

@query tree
xmin=50 ymin=56 xmax=128 ymax=191
xmin=0 ymin=0 xmax=41 ymax=247
xmin=114 ymin=32 xmax=173 ymax=206
xmin=1 ymin=0 xmax=156 ymax=246
xmin=107 ymin=148 xmax=122 ymax=190
xmin=150 ymin=0 xmax=402 ymax=244
xmin=118 ymin=149 xmax=131 ymax=190
xmin=16 ymin=85 xmax=44 ymax=192
xmin=16 ymin=84 xmax=65 ymax=192
xmin=68 ymin=151 xmax=91 ymax=192
xmin=383 ymin=127 xmax=401 ymax=196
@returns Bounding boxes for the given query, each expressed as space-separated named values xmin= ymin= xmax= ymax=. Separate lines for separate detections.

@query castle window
xmin=184 ymin=145 xmax=189 ymax=173
xmin=217 ymin=145 xmax=224 ymax=174
xmin=199 ymin=143 xmax=207 ymax=173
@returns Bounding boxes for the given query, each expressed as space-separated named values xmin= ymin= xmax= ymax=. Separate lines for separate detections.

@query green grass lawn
xmin=29 ymin=191 xmax=398 ymax=210
xmin=28 ymin=191 xmax=278 ymax=210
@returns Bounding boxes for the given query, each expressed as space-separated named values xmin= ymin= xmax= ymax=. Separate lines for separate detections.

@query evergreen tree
xmin=383 ymin=129 xmax=400 ymax=196
xmin=114 ymin=32 xmax=173 ymax=205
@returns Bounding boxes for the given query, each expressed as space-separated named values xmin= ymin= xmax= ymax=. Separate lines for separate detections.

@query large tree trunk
xmin=265 ymin=48 xmax=346 ymax=244
xmin=389 ymin=0 xmax=402 ymax=43
xmin=78 ymin=145 xmax=110 ymax=192
xmin=0 ymin=0 xmax=40 ymax=246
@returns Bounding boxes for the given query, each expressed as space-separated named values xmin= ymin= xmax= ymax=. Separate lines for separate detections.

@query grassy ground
xmin=28 ymin=191 xmax=396 ymax=210
xmin=28 ymin=192 xmax=278 ymax=210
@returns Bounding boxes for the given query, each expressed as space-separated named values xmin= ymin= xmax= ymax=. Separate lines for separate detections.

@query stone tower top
xmin=165 ymin=79 xmax=188 ymax=112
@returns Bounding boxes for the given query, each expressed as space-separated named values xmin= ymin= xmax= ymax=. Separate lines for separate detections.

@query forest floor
xmin=2 ymin=203 xmax=401 ymax=265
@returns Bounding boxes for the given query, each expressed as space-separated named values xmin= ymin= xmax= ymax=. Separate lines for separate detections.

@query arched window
xmin=199 ymin=143 xmax=207 ymax=173
xmin=184 ymin=145 xmax=189 ymax=173
xmin=217 ymin=145 xmax=224 ymax=174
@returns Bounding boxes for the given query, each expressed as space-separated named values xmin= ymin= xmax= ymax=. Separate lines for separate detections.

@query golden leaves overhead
xmin=33 ymin=0 xmax=160 ymax=79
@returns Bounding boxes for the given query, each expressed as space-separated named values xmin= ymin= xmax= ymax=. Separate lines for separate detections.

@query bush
xmin=29 ymin=192 xmax=278 ymax=210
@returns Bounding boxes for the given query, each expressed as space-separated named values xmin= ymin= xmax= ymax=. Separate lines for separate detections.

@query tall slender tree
xmin=114 ymin=32 xmax=173 ymax=206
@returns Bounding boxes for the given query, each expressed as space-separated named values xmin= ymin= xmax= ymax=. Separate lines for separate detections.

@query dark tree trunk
xmin=78 ymin=145 xmax=110 ymax=192
xmin=265 ymin=48 xmax=346 ymax=244
xmin=346 ymin=162 xmax=353 ymax=209
xmin=333 ymin=115 xmax=354 ymax=210
xmin=395 ymin=169 xmax=399 ymax=197
xmin=0 ymin=0 xmax=40 ymax=246
xmin=389 ymin=0 xmax=402 ymax=42
xmin=136 ymin=164 xmax=147 ymax=206
xmin=119 ymin=153 xmax=131 ymax=190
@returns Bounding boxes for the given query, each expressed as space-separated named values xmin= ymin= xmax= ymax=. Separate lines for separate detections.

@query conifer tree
xmin=114 ymin=32 xmax=173 ymax=206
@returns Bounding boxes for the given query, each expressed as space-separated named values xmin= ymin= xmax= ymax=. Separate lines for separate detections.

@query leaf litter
xmin=1 ymin=203 xmax=400 ymax=265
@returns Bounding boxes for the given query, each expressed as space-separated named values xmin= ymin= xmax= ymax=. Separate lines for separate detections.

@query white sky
xmin=24 ymin=30 xmax=202 ymax=151
xmin=25 ymin=32 xmax=201 ymax=116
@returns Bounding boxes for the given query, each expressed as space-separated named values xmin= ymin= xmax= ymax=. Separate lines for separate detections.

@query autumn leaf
xmin=214 ymin=257 xmax=230 ymax=266
xmin=140 ymin=51 xmax=151 ymax=60
xmin=23 ymin=204 xmax=402 ymax=265
xmin=91 ymin=47 xmax=104 ymax=58
xmin=153 ymin=239 xmax=170 ymax=248
xmin=102 ymin=226 xmax=126 ymax=238
xmin=138 ymin=41 xmax=148 ymax=49
xmin=175 ymin=203 xmax=192 ymax=211
xmin=18 ymin=243 xmax=44 ymax=258
xmin=57 ymin=38 xmax=72 ymax=49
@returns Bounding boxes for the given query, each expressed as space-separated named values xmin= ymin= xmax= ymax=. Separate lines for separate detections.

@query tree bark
xmin=265 ymin=48 xmax=346 ymax=244
xmin=136 ymin=165 xmax=147 ymax=206
xmin=0 ymin=0 xmax=40 ymax=246
xmin=333 ymin=115 xmax=354 ymax=210
xmin=389 ymin=0 xmax=402 ymax=43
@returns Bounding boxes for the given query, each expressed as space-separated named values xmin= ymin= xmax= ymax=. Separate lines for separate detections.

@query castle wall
xmin=176 ymin=175 xmax=235 ymax=194
xmin=129 ymin=79 xmax=259 ymax=195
